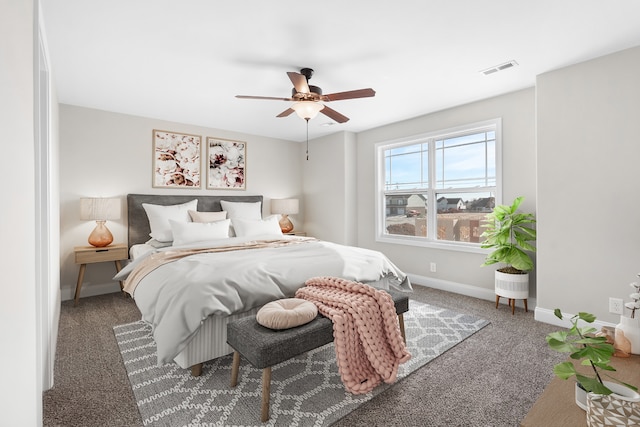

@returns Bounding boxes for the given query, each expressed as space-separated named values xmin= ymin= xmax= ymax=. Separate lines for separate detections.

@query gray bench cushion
xmin=227 ymin=290 xmax=409 ymax=369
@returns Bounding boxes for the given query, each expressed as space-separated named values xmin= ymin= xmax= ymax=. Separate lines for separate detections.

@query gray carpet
xmin=114 ymin=301 xmax=488 ymax=426
xmin=43 ymin=286 xmax=567 ymax=426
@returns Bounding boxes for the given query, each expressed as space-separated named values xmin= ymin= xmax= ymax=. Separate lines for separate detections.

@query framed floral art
xmin=152 ymin=129 xmax=201 ymax=188
xmin=206 ymin=137 xmax=246 ymax=190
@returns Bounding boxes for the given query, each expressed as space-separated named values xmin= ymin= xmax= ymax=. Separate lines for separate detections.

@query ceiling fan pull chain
xmin=306 ymin=118 xmax=310 ymax=160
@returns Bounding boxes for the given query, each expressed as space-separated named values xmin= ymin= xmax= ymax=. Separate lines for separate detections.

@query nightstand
xmin=74 ymin=243 xmax=128 ymax=305
xmin=285 ymin=231 xmax=307 ymax=236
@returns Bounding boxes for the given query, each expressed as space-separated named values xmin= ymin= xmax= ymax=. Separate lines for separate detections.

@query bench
xmin=226 ymin=290 xmax=410 ymax=422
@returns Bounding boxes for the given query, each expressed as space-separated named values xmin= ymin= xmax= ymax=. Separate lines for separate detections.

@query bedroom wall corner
xmin=301 ymin=131 xmax=357 ymax=245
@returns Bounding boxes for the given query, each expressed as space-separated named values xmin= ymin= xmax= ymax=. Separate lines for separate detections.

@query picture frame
xmin=206 ymin=137 xmax=246 ymax=190
xmin=152 ymin=129 xmax=201 ymax=188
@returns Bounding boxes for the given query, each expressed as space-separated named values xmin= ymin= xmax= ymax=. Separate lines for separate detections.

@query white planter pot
xmin=576 ymin=381 xmax=640 ymax=411
xmin=585 ymin=381 xmax=640 ymax=426
xmin=615 ymin=316 xmax=640 ymax=355
xmin=494 ymin=270 xmax=529 ymax=300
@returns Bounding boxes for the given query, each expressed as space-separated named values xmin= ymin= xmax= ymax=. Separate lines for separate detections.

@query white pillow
xmin=232 ymin=215 xmax=283 ymax=238
xmin=142 ymin=199 xmax=198 ymax=242
xmin=169 ymin=219 xmax=231 ymax=246
xmin=188 ymin=210 xmax=227 ymax=223
xmin=220 ymin=200 xmax=262 ymax=220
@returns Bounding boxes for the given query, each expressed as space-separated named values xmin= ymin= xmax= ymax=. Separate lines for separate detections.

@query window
xmin=376 ymin=119 xmax=501 ymax=251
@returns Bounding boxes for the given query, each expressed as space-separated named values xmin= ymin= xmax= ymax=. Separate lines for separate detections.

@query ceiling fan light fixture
xmin=291 ymin=101 xmax=324 ymax=120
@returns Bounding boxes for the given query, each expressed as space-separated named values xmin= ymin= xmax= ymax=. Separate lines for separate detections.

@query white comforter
xmin=115 ymin=235 xmax=411 ymax=364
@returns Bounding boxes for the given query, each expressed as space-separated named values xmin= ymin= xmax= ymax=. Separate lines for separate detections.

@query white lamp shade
xmin=271 ymin=198 xmax=299 ymax=215
xmin=80 ymin=197 xmax=121 ymax=221
xmin=291 ymin=101 xmax=324 ymax=120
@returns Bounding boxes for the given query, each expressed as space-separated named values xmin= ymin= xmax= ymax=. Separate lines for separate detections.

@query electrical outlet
xmin=430 ymin=262 xmax=436 ymax=273
xmin=609 ymin=297 xmax=624 ymax=315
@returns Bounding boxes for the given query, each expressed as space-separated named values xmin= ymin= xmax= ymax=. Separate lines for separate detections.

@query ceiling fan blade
xmin=287 ymin=72 xmax=310 ymax=94
xmin=236 ymin=95 xmax=293 ymax=101
xmin=322 ymin=88 xmax=376 ymax=102
xmin=320 ymin=105 xmax=349 ymax=123
xmin=276 ymin=108 xmax=294 ymax=118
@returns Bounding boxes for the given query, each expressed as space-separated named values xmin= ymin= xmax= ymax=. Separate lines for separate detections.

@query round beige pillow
xmin=256 ymin=298 xmax=318 ymax=330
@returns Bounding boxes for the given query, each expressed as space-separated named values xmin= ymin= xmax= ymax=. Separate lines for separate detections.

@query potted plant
xmin=480 ymin=196 xmax=536 ymax=313
xmin=615 ymin=278 xmax=640 ymax=355
xmin=546 ymin=309 xmax=639 ymax=419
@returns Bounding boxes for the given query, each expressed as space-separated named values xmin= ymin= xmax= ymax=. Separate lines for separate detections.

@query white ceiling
xmin=41 ymin=1 xmax=640 ymax=142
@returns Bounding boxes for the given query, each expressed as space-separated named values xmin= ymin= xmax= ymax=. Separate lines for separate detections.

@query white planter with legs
xmin=495 ymin=271 xmax=529 ymax=300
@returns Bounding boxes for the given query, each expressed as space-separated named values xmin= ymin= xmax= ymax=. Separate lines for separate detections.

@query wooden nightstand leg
xmin=74 ymin=263 xmax=87 ymax=306
xmin=114 ymin=260 xmax=124 ymax=291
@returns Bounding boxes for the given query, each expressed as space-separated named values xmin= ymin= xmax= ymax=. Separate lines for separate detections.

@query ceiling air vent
xmin=481 ymin=60 xmax=519 ymax=76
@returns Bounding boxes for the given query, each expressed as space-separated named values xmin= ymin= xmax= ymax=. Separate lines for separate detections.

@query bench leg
xmin=398 ymin=313 xmax=406 ymax=344
xmin=230 ymin=351 xmax=240 ymax=387
xmin=261 ymin=367 xmax=271 ymax=422
xmin=191 ymin=363 xmax=203 ymax=377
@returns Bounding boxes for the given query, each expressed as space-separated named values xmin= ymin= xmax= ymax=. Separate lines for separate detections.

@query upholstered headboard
xmin=126 ymin=194 xmax=264 ymax=249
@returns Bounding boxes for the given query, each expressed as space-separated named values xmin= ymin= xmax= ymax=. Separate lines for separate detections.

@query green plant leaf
xmin=577 ymin=312 xmax=597 ymax=323
xmin=546 ymin=336 xmax=576 ymax=353
xmin=553 ymin=309 xmax=563 ymax=320
xmin=571 ymin=344 xmax=614 ymax=363
xmin=590 ymin=361 xmax=616 ymax=372
xmin=576 ymin=374 xmax=612 ymax=394
xmin=553 ymin=362 xmax=576 ymax=379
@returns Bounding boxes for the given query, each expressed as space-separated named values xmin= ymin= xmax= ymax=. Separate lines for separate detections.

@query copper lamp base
xmin=279 ymin=215 xmax=294 ymax=233
xmin=88 ymin=220 xmax=114 ymax=247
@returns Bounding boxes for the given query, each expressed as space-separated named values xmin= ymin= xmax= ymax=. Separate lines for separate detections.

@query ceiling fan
xmin=235 ymin=68 xmax=375 ymax=123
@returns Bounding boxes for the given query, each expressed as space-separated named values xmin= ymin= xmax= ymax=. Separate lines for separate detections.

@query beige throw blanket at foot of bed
xmin=295 ymin=276 xmax=411 ymax=394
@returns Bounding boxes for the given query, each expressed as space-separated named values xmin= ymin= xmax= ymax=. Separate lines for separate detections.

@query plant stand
xmin=495 ymin=271 xmax=529 ymax=315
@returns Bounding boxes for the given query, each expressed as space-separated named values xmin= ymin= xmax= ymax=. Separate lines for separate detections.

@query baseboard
xmin=61 ymin=282 xmax=121 ymax=302
xmin=535 ymin=306 xmax=615 ymax=328
xmin=407 ymin=273 xmax=537 ymax=310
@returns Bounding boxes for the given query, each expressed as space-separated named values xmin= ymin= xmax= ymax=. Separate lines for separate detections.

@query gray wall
xmin=302 ymin=131 xmax=358 ymax=245
xmin=59 ymin=105 xmax=304 ymax=300
xmin=355 ymin=89 xmax=537 ymax=301
xmin=537 ymin=45 xmax=640 ymax=324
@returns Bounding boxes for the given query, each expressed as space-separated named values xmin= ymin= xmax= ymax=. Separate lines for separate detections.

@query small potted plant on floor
xmin=480 ymin=196 xmax=536 ymax=313
xmin=546 ymin=309 xmax=639 ymax=422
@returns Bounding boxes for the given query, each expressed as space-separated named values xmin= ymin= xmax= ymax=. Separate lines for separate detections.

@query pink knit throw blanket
xmin=295 ymin=276 xmax=411 ymax=394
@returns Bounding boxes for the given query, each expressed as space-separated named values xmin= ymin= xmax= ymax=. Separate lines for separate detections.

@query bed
xmin=120 ymin=193 xmax=411 ymax=376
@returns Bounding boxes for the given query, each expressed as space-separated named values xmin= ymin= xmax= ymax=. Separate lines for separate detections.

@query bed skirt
xmin=173 ymin=307 xmax=261 ymax=369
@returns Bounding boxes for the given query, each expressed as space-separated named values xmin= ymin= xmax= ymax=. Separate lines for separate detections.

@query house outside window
xmin=376 ymin=119 xmax=501 ymax=252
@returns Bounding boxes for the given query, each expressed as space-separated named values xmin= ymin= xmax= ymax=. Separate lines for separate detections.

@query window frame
xmin=375 ymin=118 xmax=502 ymax=253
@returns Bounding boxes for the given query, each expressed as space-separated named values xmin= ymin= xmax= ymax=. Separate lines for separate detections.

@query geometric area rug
xmin=114 ymin=301 xmax=489 ymax=426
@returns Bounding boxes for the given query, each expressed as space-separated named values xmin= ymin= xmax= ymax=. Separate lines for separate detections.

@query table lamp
xmin=80 ymin=197 xmax=121 ymax=247
xmin=271 ymin=198 xmax=299 ymax=233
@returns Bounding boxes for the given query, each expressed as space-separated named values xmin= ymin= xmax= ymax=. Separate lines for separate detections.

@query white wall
xmin=355 ymin=89 xmax=537 ymax=299
xmin=302 ymin=131 xmax=358 ymax=245
xmin=536 ymin=46 xmax=640 ymax=324
xmin=59 ymin=105 xmax=303 ymax=299
xmin=0 ymin=0 xmax=40 ymax=424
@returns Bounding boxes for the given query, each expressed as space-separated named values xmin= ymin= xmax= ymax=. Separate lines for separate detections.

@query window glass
xmin=378 ymin=120 xmax=500 ymax=249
